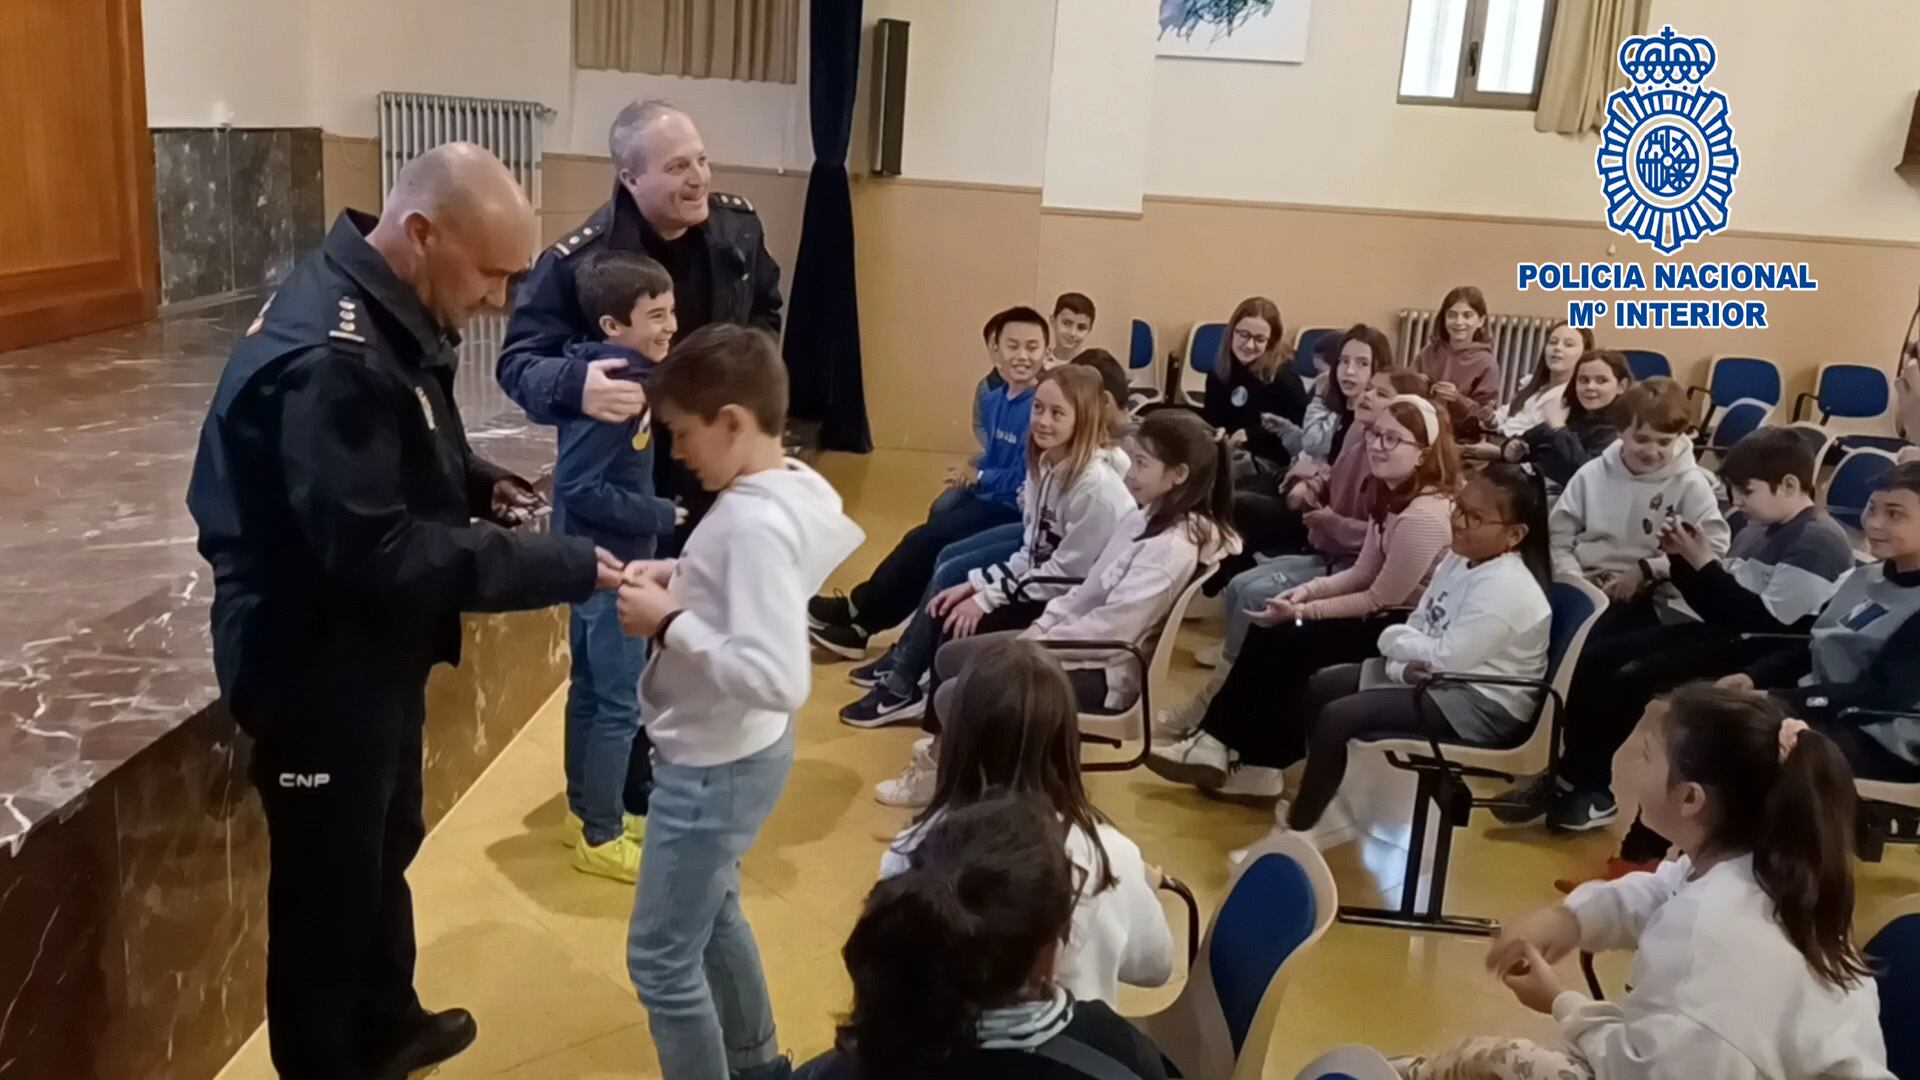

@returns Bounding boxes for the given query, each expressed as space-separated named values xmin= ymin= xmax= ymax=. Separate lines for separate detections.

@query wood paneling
xmin=0 ymin=0 xmax=157 ymax=350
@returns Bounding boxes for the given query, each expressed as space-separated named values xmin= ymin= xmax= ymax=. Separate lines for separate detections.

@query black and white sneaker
xmin=1489 ymin=770 xmax=1564 ymax=825
xmin=840 ymin=684 xmax=926 ymax=728
xmin=849 ymin=651 xmax=896 ymax=689
xmin=809 ymin=593 xmax=854 ymax=631
xmin=810 ymin=621 xmax=870 ymax=661
xmin=1547 ymin=789 xmax=1620 ymax=832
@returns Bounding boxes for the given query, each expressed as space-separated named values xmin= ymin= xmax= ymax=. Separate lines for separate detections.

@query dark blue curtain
xmin=782 ymin=0 xmax=871 ymax=452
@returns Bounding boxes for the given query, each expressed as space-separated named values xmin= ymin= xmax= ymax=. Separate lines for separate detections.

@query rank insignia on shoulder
xmin=415 ymin=386 xmax=437 ymax=432
xmin=246 ymin=292 xmax=277 ymax=337
xmin=710 ymin=192 xmax=754 ymax=213
xmin=329 ymin=296 xmax=366 ymax=343
xmin=554 ymin=223 xmax=601 ymax=258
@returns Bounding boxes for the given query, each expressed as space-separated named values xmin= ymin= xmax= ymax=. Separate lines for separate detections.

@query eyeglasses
xmin=1232 ymin=329 xmax=1271 ymax=348
xmin=1451 ymin=505 xmax=1511 ymax=529
xmin=1364 ymin=429 xmax=1410 ymax=452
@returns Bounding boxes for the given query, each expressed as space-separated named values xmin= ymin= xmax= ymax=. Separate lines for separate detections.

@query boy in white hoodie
xmin=615 ymin=325 xmax=863 ymax=1080
xmin=1540 ymin=379 xmax=1729 ymax=834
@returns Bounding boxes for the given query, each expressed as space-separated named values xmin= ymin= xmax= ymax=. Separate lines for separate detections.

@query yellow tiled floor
xmin=215 ymin=448 xmax=1918 ymax=1080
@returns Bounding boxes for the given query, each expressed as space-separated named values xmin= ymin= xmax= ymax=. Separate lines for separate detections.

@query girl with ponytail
xmin=1398 ymin=683 xmax=1890 ymax=1080
xmin=796 ymin=796 xmax=1171 ymax=1080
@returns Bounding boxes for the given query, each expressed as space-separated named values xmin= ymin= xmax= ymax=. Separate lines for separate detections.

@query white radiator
xmin=1397 ymin=309 xmax=1559 ymax=405
xmin=377 ymin=91 xmax=554 ymax=208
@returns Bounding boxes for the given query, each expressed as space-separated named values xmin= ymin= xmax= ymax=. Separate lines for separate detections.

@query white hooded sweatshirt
xmin=969 ymin=446 xmax=1133 ymax=613
xmin=644 ymin=460 xmax=864 ymax=765
xmin=1549 ymin=437 xmax=1729 ymax=584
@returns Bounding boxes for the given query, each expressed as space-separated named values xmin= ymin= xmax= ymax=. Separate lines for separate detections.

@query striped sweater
xmin=1291 ymin=491 xmax=1454 ymax=620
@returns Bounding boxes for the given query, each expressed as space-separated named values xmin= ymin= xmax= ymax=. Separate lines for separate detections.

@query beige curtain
xmin=574 ymin=0 xmax=800 ymax=84
xmin=1534 ymin=0 xmax=1653 ymax=135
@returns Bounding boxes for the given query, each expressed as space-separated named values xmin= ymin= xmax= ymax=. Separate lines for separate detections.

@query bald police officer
xmin=188 ymin=144 xmax=626 ymax=1080
xmin=497 ymin=98 xmax=782 ymax=549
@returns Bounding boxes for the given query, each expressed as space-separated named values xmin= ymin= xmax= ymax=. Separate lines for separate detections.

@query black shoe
xmin=809 ymin=621 xmax=870 ymax=661
xmin=1547 ymin=789 xmax=1620 ymax=833
xmin=848 ymin=650 xmax=896 ymax=689
xmin=808 ymin=593 xmax=854 ymax=631
xmin=371 ymin=1008 xmax=477 ymax=1079
xmin=1488 ymin=771 xmax=1562 ymax=825
xmin=840 ymin=684 xmax=926 ymax=729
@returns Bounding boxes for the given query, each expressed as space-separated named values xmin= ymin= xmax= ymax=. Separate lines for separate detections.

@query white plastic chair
xmin=1037 ymin=568 xmax=1215 ymax=772
xmin=1339 ymin=576 xmax=1608 ymax=936
xmin=1133 ymin=831 xmax=1338 ymax=1080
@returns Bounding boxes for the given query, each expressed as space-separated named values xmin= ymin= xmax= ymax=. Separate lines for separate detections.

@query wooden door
xmin=0 ymin=0 xmax=157 ymax=351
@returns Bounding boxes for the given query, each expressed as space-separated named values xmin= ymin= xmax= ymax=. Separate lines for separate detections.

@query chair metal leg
xmin=1338 ymin=769 xmax=1498 ymax=937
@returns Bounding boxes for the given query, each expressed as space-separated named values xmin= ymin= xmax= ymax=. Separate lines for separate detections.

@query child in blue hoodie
xmin=809 ymin=306 xmax=1045 ymax=658
xmin=554 ymin=250 xmax=684 ymax=883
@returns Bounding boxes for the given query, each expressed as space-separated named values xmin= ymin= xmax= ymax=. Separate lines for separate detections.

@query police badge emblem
xmin=1595 ymin=27 xmax=1740 ymax=256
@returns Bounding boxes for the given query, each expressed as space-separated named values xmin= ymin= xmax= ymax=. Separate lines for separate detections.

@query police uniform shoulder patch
xmin=709 ymin=192 xmax=754 ymax=214
xmin=552 ymin=222 xmax=603 ymax=259
xmin=328 ymin=295 xmax=367 ymax=344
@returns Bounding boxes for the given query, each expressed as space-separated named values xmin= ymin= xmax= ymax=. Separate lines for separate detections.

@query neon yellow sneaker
xmin=559 ymin=812 xmax=585 ymax=849
xmin=572 ymin=835 xmax=642 ymax=883
xmin=622 ymin=813 xmax=647 ymax=845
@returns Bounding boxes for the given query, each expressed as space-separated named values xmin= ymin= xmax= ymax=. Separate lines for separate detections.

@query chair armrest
xmin=1417 ymin=672 xmax=1566 ymax=771
xmin=1792 ymin=392 xmax=1823 ymax=423
xmin=1685 ymin=384 xmax=1711 ymax=403
xmin=1010 ymin=575 xmax=1085 ymax=603
xmin=1157 ymin=875 xmax=1200 ymax=965
xmin=1838 ymin=707 xmax=1920 ymax=723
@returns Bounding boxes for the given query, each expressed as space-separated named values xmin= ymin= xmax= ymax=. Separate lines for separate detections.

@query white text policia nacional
xmin=1516 ymin=261 xmax=1819 ymax=330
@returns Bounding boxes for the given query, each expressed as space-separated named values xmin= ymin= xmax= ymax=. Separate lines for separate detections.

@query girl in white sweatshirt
xmin=876 ymin=409 xmax=1239 ymax=806
xmin=1401 ymin=683 xmax=1891 ymax=1080
xmin=879 ymin=638 xmax=1174 ymax=1007
xmin=844 ymin=365 xmax=1132 ymax=729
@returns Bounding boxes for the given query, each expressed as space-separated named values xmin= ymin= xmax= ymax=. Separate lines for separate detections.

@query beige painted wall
xmin=849 ymin=178 xmax=1920 ymax=454
xmin=321 ymin=134 xmax=381 ymax=220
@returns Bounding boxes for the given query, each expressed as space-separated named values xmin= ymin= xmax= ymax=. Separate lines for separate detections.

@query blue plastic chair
xmin=1865 ymin=896 xmax=1920 ymax=1080
xmin=1135 ymin=832 xmax=1336 ymax=1080
xmin=1340 ymin=577 xmax=1608 ymax=936
xmin=1127 ymin=318 xmax=1164 ymax=409
xmin=1620 ymin=348 xmax=1671 ymax=381
xmin=1181 ymin=321 xmax=1228 ymax=407
xmin=1700 ymin=397 xmax=1770 ymax=460
xmin=1794 ymin=363 xmax=1892 ymax=423
xmin=1292 ymin=1047 xmax=1402 ymax=1080
xmin=1293 ymin=326 xmax=1340 ymax=379
xmin=1820 ymin=446 xmax=1899 ymax=530
xmin=1690 ymin=355 xmax=1783 ymax=425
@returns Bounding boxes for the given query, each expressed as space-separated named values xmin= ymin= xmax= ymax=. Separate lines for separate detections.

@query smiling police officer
xmin=497 ymin=99 xmax=782 ymax=552
xmin=188 ymin=144 xmax=626 ymax=1080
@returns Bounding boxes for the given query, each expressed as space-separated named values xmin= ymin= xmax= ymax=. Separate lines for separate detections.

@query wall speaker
xmin=869 ymin=18 xmax=908 ymax=177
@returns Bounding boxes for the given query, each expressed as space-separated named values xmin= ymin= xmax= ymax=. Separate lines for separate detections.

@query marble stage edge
xmin=0 ymin=300 xmax=567 ymax=1079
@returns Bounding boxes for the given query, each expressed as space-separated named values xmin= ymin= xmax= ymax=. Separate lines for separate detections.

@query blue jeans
xmin=566 ymin=589 xmax=651 ymax=845
xmin=1220 ymin=554 xmax=1327 ymax=661
xmin=628 ymin=725 xmax=795 ymax=1080
xmin=880 ymin=522 xmax=1022 ymax=696
xmin=847 ymin=490 xmax=1022 ymax=632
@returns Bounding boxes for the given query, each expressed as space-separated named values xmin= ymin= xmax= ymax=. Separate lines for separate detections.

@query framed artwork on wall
xmin=1156 ymin=0 xmax=1312 ymax=64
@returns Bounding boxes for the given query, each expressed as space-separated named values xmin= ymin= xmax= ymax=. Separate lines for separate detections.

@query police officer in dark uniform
xmin=496 ymin=98 xmax=782 ymax=553
xmin=188 ymin=144 xmax=625 ymax=1080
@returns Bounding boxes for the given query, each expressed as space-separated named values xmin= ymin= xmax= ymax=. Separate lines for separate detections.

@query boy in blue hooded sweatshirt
xmin=553 ymin=250 xmax=685 ymax=883
xmin=809 ymin=306 xmax=1045 ymax=658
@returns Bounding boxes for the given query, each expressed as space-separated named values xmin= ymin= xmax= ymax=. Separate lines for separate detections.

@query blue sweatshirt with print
xmin=974 ymin=380 xmax=1034 ymax=508
xmin=553 ymin=341 xmax=678 ymax=562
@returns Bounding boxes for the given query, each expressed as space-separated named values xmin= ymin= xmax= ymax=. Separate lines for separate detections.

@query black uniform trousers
xmin=250 ymin=679 xmax=430 ymax=1080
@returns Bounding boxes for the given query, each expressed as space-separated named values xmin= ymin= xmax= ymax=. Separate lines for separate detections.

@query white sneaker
xmin=1145 ymin=731 xmax=1231 ymax=789
xmin=874 ymin=742 xmax=937 ymax=808
xmin=1210 ymin=764 xmax=1286 ymax=804
xmin=1194 ymin=640 xmax=1225 ymax=668
xmin=1153 ymin=667 xmax=1227 ymax=745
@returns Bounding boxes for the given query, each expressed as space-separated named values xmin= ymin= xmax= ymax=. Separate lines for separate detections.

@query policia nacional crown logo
xmin=1595 ymin=26 xmax=1739 ymax=256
